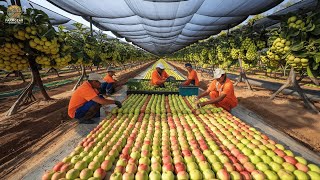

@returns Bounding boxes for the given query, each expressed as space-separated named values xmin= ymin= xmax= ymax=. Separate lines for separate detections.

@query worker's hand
xmin=197 ymin=101 xmax=206 ymax=108
xmin=114 ymin=100 xmax=122 ymax=108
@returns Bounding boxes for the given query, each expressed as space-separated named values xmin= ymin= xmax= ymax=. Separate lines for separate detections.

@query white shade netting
xmin=46 ymin=0 xmax=284 ymax=54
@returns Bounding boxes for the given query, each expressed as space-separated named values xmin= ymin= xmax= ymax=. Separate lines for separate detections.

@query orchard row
xmin=170 ymin=11 xmax=320 ymax=79
xmin=143 ymin=60 xmax=185 ymax=80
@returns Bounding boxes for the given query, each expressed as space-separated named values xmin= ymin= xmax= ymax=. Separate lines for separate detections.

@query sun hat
xmin=156 ymin=63 xmax=165 ymax=69
xmin=213 ymin=68 xmax=226 ymax=79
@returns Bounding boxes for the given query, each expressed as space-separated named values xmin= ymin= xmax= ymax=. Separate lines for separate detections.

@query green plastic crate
xmin=179 ymin=86 xmax=199 ymax=96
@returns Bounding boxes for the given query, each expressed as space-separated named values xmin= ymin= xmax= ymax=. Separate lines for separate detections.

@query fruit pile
xmin=285 ymin=54 xmax=309 ymax=68
xmin=240 ymin=38 xmax=258 ymax=62
xmin=230 ymin=48 xmax=240 ymax=60
xmin=29 ymin=36 xmax=60 ymax=55
xmin=263 ymin=37 xmax=292 ymax=68
xmin=246 ymin=44 xmax=257 ymax=61
xmin=144 ymin=60 xmax=185 ymax=80
xmin=0 ymin=42 xmax=29 ymax=71
xmin=127 ymin=81 xmax=180 ymax=92
xmin=256 ymin=40 xmax=266 ymax=50
xmin=287 ymin=16 xmax=306 ymax=31
xmin=43 ymin=94 xmax=320 ymax=180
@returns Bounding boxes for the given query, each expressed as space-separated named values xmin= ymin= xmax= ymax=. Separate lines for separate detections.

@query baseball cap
xmin=213 ymin=68 xmax=226 ymax=79
xmin=156 ymin=63 xmax=165 ymax=69
xmin=185 ymin=63 xmax=192 ymax=68
xmin=88 ymin=73 xmax=104 ymax=83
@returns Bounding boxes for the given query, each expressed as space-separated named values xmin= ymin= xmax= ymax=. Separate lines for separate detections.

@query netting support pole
xmin=270 ymin=67 xmax=319 ymax=113
xmin=89 ymin=16 xmax=93 ymax=36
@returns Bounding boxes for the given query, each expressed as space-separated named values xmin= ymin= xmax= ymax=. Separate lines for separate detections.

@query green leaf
xmin=287 ymin=29 xmax=300 ymax=38
xmin=290 ymin=41 xmax=305 ymax=51
xmin=311 ymin=24 xmax=320 ymax=35
xmin=312 ymin=38 xmax=320 ymax=44
xmin=312 ymin=63 xmax=319 ymax=71
xmin=314 ymin=53 xmax=320 ymax=63
xmin=307 ymin=66 xmax=315 ymax=78
xmin=306 ymin=24 xmax=315 ymax=32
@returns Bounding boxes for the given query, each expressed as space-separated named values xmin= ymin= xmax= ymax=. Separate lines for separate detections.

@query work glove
xmin=114 ymin=100 xmax=122 ymax=108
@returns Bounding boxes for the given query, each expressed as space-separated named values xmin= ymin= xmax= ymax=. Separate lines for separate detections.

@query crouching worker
xmin=68 ymin=73 xmax=122 ymax=124
xmin=197 ymin=68 xmax=237 ymax=111
xmin=182 ymin=63 xmax=199 ymax=86
xmin=101 ymin=67 xmax=117 ymax=95
xmin=151 ymin=63 xmax=169 ymax=88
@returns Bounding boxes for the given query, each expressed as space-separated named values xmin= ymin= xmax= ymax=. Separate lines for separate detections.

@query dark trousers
xmin=75 ymin=96 xmax=102 ymax=123
xmin=190 ymin=80 xmax=195 ymax=86
xmin=100 ymin=82 xmax=115 ymax=94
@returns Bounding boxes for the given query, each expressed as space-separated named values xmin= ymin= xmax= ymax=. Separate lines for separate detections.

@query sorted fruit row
xmin=43 ymin=94 xmax=320 ymax=180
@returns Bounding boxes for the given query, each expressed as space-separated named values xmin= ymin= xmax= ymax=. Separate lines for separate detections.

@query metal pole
xmin=90 ymin=16 xmax=93 ymax=36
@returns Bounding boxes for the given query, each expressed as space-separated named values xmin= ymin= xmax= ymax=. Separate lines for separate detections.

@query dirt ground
xmin=0 ymin=61 xmax=153 ymax=178
xmin=0 ymin=68 xmax=81 ymax=92
xmin=228 ymin=70 xmax=320 ymax=91
xmin=170 ymin=61 xmax=320 ymax=153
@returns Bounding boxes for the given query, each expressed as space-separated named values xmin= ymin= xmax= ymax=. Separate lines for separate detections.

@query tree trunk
xmin=46 ymin=67 xmax=60 ymax=77
xmin=5 ymin=71 xmax=14 ymax=78
xmin=270 ymin=67 xmax=319 ymax=113
xmin=309 ymin=77 xmax=319 ymax=86
xmin=29 ymin=57 xmax=51 ymax=100
xmin=5 ymin=71 xmax=26 ymax=82
xmin=54 ymin=68 xmax=60 ymax=77
xmin=18 ymin=71 xmax=26 ymax=82
xmin=297 ymin=74 xmax=306 ymax=82
xmin=6 ymin=57 xmax=51 ymax=116
xmin=283 ymin=65 xmax=286 ymax=77
xmin=6 ymin=80 xmax=36 ymax=116
xmin=234 ymin=58 xmax=253 ymax=91
xmin=72 ymin=64 xmax=86 ymax=91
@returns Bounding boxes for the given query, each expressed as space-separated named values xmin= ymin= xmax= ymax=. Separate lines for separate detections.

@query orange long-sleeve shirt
xmin=151 ymin=70 xmax=169 ymax=85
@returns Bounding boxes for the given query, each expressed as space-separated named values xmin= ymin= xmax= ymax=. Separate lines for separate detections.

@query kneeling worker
xmin=68 ymin=73 xmax=122 ymax=124
xmin=101 ymin=67 xmax=117 ymax=95
xmin=151 ymin=63 xmax=169 ymax=87
xmin=197 ymin=68 xmax=237 ymax=111
xmin=182 ymin=63 xmax=199 ymax=86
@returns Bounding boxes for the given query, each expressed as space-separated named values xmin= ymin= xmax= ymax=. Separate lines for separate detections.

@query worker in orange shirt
xmin=151 ymin=63 xmax=169 ymax=88
xmin=68 ymin=73 xmax=122 ymax=124
xmin=101 ymin=67 xmax=117 ymax=95
xmin=182 ymin=63 xmax=199 ymax=86
xmin=197 ymin=68 xmax=238 ymax=111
